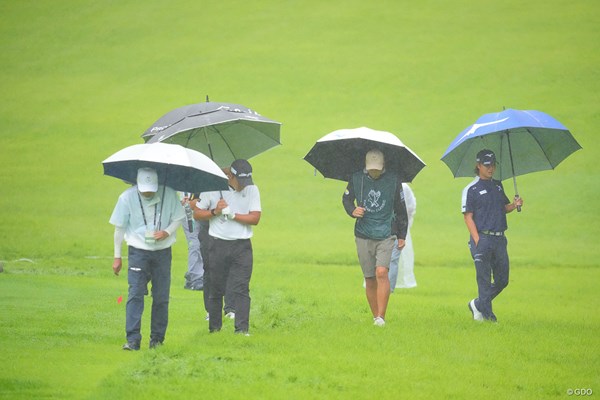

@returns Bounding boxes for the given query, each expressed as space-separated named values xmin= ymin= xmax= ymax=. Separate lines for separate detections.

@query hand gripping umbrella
xmin=441 ymin=108 xmax=582 ymax=211
xmin=304 ymin=127 xmax=426 ymax=183
xmin=142 ymin=100 xmax=281 ymax=168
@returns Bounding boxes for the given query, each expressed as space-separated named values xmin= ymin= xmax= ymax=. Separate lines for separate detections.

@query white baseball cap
xmin=137 ymin=167 xmax=158 ymax=192
xmin=365 ymin=149 xmax=384 ymax=170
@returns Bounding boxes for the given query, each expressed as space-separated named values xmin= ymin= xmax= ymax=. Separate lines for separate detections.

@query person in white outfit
xmin=388 ymin=183 xmax=417 ymax=290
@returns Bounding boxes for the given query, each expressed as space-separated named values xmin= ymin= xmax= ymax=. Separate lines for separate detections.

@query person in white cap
xmin=109 ymin=167 xmax=186 ymax=350
xmin=343 ymin=149 xmax=409 ymax=327
xmin=195 ymin=159 xmax=261 ymax=336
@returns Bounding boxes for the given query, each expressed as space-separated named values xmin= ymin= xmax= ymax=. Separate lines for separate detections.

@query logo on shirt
xmin=366 ymin=190 xmax=386 ymax=212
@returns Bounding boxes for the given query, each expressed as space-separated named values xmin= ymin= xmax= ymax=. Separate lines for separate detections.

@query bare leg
xmin=364 ymin=277 xmax=378 ymax=317
xmin=375 ymin=266 xmax=390 ymax=318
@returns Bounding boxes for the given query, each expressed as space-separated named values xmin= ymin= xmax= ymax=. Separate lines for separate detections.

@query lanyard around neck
xmin=137 ymin=192 xmax=158 ymax=229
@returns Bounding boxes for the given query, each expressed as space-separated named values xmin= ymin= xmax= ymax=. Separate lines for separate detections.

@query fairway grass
xmin=1 ymin=257 xmax=598 ymax=399
xmin=1 ymin=0 xmax=599 ymax=398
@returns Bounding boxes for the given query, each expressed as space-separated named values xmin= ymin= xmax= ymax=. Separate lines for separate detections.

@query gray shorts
xmin=355 ymin=236 xmax=396 ymax=278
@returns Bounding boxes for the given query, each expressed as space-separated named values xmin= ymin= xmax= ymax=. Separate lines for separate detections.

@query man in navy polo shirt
xmin=462 ymin=149 xmax=523 ymax=322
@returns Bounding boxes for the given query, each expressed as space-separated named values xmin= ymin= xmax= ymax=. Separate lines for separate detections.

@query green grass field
xmin=1 ymin=1 xmax=599 ymax=399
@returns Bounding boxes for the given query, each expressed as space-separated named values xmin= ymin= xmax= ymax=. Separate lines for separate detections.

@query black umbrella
xmin=304 ymin=127 xmax=426 ymax=182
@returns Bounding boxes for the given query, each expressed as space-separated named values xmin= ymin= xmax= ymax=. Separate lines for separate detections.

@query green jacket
xmin=342 ymin=170 xmax=408 ymax=240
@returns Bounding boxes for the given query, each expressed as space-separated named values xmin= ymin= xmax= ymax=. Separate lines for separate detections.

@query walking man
xmin=463 ymin=149 xmax=523 ymax=322
xmin=110 ymin=167 xmax=186 ymax=350
xmin=343 ymin=149 xmax=408 ymax=326
xmin=195 ymin=159 xmax=261 ymax=335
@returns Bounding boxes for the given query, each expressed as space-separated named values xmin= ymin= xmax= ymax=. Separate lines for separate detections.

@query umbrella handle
xmin=511 ymin=172 xmax=521 ymax=213
xmin=507 ymin=132 xmax=521 ymax=213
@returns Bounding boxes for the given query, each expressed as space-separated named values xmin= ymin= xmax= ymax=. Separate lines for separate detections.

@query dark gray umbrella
xmin=142 ymin=101 xmax=281 ymax=168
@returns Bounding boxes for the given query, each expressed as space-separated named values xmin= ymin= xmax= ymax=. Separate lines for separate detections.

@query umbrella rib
xmin=184 ymin=129 xmax=194 ymax=148
xmin=211 ymin=126 xmax=236 ymax=160
xmin=160 ymin=117 xmax=186 ymax=135
xmin=454 ymin=138 xmax=484 ymax=178
xmin=203 ymin=127 xmax=215 ymax=160
xmin=526 ymin=128 xmax=554 ymax=169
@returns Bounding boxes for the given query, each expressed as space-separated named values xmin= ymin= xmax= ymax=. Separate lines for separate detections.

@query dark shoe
xmin=149 ymin=339 xmax=163 ymax=349
xmin=184 ymin=280 xmax=204 ymax=291
xmin=486 ymin=313 xmax=498 ymax=323
xmin=122 ymin=342 xmax=140 ymax=351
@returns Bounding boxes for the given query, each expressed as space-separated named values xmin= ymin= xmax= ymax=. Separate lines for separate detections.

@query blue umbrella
xmin=441 ymin=108 xmax=581 ymax=210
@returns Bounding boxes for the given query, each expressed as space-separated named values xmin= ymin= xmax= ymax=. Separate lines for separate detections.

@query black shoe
xmin=149 ymin=339 xmax=163 ymax=349
xmin=184 ymin=281 xmax=204 ymax=291
xmin=487 ymin=313 xmax=498 ymax=323
xmin=122 ymin=342 xmax=140 ymax=351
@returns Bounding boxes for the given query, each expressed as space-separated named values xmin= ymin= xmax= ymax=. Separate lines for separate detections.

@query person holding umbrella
xmin=110 ymin=167 xmax=186 ymax=350
xmin=463 ymin=150 xmax=523 ymax=323
xmin=342 ymin=149 xmax=409 ymax=327
xmin=194 ymin=159 xmax=261 ymax=335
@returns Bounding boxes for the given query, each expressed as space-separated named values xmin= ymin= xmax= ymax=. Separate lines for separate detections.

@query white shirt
xmin=110 ymin=185 xmax=185 ymax=251
xmin=198 ymin=185 xmax=261 ymax=240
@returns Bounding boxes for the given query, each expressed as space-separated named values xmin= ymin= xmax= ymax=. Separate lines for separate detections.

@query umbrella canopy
xmin=304 ymin=127 xmax=426 ymax=182
xmin=441 ymin=109 xmax=582 ymax=180
xmin=142 ymin=101 xmax=281 ymax=167
xmin=102 ymin=142 xmax=229 ymax=193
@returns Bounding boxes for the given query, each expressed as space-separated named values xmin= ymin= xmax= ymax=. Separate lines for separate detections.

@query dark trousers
xmin=198 ymin=222 xmax=235 ymax=315
xmin=126 ymin=246 xmax=172 ymax=344
xmin=198 ymin=221 xmax=211 ymax=313
xmin=207 ymin=238 xmax=253 ymax=333
xmin=469 ymin=235 xmax=509 ymax=319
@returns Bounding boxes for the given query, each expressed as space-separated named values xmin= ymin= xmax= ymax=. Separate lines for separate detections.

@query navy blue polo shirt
xmin=461 ymin=177 xmax=510 ymax=232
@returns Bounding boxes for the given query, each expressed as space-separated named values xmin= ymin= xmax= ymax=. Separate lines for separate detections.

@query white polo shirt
xmin=198 ymin=185 xmax=261 ymax=240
